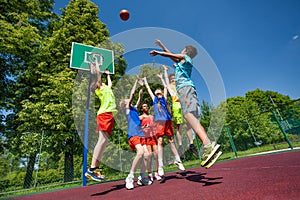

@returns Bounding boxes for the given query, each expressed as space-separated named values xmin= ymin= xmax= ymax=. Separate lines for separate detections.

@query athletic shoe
xmin=155 ymin=172 xmax=162 ymax=181
xmin=137 ymin=176 xmax=152 ymax=186
xmin=158 ymin=166 xmax=164 ymax=176
xmin=189 ymin=144 xmax=199 ymax=157
xmin=174 ymin=160 xmax=185 ymax=171
xmin=125 ymin=174 xmax=134 ymax=190
xmin=85 ymin=168 xmax=105 ymax=182
xmin=148 ymin=174 xmax=154 ymax=182
xmin=200 ymin=142 xmax=220 ymax=167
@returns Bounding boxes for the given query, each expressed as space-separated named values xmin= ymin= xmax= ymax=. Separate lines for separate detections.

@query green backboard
xmin=70 ymin=42 xmax=114 ymax=74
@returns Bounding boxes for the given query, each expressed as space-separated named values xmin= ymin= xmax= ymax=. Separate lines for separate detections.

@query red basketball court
xmin=13 ymin=150 xmax=300 ymax=200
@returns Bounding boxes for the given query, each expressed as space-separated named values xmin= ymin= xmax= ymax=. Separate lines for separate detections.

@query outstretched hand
xmin=149 ymin=50 xmax=158 ymax=56
xmin=137 ymin=78 xmax=144 ymax=86
xmin=155 ymin=39 xmax=163 ymax=47
xmin=104 ymin=69 xmax=110 ymax=75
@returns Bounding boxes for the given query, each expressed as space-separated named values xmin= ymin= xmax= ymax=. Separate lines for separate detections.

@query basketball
xmin=120 ymin=9 xmax=130 ymax=21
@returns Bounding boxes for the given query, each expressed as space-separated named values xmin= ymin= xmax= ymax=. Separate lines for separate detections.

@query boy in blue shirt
xmin=149 ymin=39 xmax=222 ymax=168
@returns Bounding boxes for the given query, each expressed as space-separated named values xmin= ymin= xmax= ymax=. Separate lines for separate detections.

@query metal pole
xmin=271 ymin=109 xmax=293 ymax=149
xmin=83 ymin=76 xmax=92 ymax=186
xmin=118 ymin=129 xmax=123 ymax=172
xmin=225 ymin=126 xmax=238 ymax=158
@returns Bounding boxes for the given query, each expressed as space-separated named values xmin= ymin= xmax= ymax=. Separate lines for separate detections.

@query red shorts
xmin=145 ymin=136 xmax=158 ymax=146
xmin=97 ymin=112 xmax=114 ymax=135
xmin=155 ymin=120 xmax=174 ymax=137
xmin=128 ymin=136 xmax=144 ymax=151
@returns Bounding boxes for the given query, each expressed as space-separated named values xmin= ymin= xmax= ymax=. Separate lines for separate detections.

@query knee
xmin=168 ymin=137 xmax=175 ymax=143
xmin=157 ymin=137 xmax=163 ymax=145
xmin=144 ymin=152 xmax=151 ymax=160
xmin=136 ymin=152 xmax=144 ymax=159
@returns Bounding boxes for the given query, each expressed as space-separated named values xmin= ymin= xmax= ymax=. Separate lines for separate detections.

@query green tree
xmin=0 ymin=0 xmax=56 ymax=189
xmin=17 ymin=0 xmax=127 ymax=185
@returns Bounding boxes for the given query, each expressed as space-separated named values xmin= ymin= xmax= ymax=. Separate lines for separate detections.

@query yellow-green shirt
xmin=95 ymin=84 xmax=117 ymax=115
xmin=170 ymin=83 xmax=179 ymax=104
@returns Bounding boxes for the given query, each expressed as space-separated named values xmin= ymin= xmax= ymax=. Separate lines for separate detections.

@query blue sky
xmin=54 ymin=0 xmax=300 ymax=105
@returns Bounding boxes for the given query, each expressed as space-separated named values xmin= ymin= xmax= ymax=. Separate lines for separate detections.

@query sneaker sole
xmin=204 ymin=151 xmax=222 ymax=169
xmin=200 ymin=144 xmax=220 ymax=167
xmin=126 ymin=186 xmax=134 ymax=190
xmin=85 ymin=173 xmax=105 ymax=182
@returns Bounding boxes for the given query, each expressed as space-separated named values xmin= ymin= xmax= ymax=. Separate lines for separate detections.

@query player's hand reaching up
xmin=149 ymin=50 xmax=158 ymax=56
xmin=104 ymin=69 xmax=110 ymax=75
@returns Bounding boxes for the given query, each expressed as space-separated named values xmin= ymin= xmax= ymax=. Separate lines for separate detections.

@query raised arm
xmin=157 ymin=74 xmax=168 ymax=99
xmin=150 ymin=50 xmax=184 ymax=64
xmin=89 ymin=56 xmax=102 ymax=91
xmin=128 ymin=78 xmax=139 ymax=106
xmin=143 ymin=77 xmax=155 ymax=101
xmin=104 ymin=69 xmax=112 ymax=88
xmin=153 ymin=39 xmax=183 ymax=63
xmin=155 ymin=39 xmax=171 ymax=53
xmin=135 ymin=78 xmax=143 ymax=108
xmin=163 ymin=65 xmax=176 ymax=97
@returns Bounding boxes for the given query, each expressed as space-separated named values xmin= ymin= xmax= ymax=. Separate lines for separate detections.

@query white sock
xmin=158 ymin=159 xmax=163 ymax=168
xmin=175 ymin=155 xmax=181 ymax=162
xmin=129 ymin=171 xmax=134 ymax=177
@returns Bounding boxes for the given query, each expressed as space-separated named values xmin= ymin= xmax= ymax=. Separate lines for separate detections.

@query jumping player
xmin=143 ymin=75 xmax=185 ymax=176
xmin=150 ymin=39 xmax=222 ymax=168
xmin=120 ymin=78 xmax=152 ymax=190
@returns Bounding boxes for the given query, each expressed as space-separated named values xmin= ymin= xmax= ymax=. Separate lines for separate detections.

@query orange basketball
xmin=120 ymin=9 xmax=130 ymax=21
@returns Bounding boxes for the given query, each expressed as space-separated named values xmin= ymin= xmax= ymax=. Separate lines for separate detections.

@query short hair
xmin=185 ymin=45 xmax=198 ymax=59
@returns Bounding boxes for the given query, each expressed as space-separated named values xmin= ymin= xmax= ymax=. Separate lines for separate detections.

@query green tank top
xmin=95 ymin=84 xmax=117 ymax=115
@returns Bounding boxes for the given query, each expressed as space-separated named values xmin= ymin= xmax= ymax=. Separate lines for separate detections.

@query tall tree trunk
xmin=23 ymin=154 xmax=36 ymax=189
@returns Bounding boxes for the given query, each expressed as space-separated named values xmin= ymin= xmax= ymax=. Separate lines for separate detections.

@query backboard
xmin=70 ymin=42 xmax=114 ymax=74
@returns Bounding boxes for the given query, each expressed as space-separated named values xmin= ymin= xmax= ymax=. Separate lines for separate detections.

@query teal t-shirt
xmin=175 ymin=55 xmax=195 ymax=91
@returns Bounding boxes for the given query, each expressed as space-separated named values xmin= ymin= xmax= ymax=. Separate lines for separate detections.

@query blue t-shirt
xmin=153 ymin=96 xmax=172 ymax=121
xmin=126 ymin=106 xmax=144 ymax=139
xmin=175 ymin=54 xmax=195 ymax=91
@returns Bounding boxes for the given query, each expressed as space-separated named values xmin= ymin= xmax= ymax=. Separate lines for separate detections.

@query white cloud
xmin=292 ymin=35 xmax=299 ymax=40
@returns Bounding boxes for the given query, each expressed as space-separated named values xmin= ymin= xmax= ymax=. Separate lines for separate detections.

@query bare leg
xmin=130 ymin=144 xmax=144 ymax=173
xmin=168 ymin=136 xmax=181 ymax=161
xmin=176 ymin=124 xmax=183 ymax=146
xmin=184 ymin=113 xmax=211 ymax=145
xmin=157 ymin=136 xmax=164 ymax=168
xmin=152 ymin=144 xmax=159 ymax=172
xmin=186 ymin=125 xmax=194 ymax=145
xmin=142 ymin=145 xmax=151 ymax=175
xmin=91 ymin=131 xmax=109 ymax=168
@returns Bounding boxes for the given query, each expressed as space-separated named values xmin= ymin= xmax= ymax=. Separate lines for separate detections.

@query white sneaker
xmin=155 ymin=172 xmax=162 ymax=181
xmin=158 ymin=166 xmax=164 ymax=176
xmin=148 ymin=174 xmax=154 ymax=182
xmin=125 ymin=175 xmax=134 ymax=190
xmin=174 ymin=160 xmax=185 ymax=171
